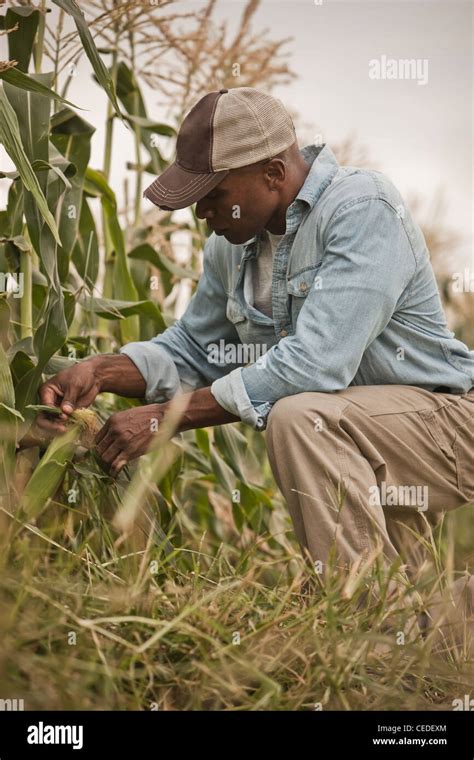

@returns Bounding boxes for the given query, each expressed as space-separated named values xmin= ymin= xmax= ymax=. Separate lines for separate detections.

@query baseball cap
xmin=143 ymin=87 xmax=297 ymax=210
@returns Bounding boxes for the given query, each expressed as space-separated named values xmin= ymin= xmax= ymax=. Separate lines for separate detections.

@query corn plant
xmin=0 ymin=1 xmax=290 ymax=560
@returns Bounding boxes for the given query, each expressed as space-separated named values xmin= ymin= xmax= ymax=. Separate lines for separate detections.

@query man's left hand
xmin=94 ymin=387 xmax=241 ymax=478
xmin=94 ymin=403 xmax=166 ymax=477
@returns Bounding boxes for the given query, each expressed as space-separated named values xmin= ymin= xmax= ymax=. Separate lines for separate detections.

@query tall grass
xmin=1 ymin=468 xmax=473 ymax=710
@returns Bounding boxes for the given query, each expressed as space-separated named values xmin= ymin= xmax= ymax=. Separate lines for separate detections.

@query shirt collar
xmin=243 ymin=142 xmax=340 ymax=247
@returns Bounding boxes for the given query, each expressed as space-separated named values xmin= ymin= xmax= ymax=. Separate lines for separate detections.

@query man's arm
xmin=37 ymin=351 xmax=237 ymax=458
xmin=166 ymin=386 xmax=240 ymax=432
xmin=94 ymin=358 xmax=240 ymax=429
xmin=92 ymin=354 xmax=147 ymax=397
xmin=93 ymin=386 xmax=240 ymax=477
xmin=38 ymin=232 xmax=241 ymax=435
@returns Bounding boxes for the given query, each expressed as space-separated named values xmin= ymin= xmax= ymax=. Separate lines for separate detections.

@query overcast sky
xmin=210 ymin=0 xmax=473 ymax=267
xmin=1 ymin=0 xmax=472 ymax=268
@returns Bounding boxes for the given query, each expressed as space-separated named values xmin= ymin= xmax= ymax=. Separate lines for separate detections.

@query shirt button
xmin=299 ymin=282 xmax=307 ymax=292
xmin=237 ymin=264 xmax=241 ymax=271
xmin=280 ymin=329 xmax=288 ymax=337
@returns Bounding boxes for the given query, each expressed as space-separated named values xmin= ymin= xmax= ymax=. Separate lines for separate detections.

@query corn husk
xmin=70 ymin=408 xmax=102 ymax=449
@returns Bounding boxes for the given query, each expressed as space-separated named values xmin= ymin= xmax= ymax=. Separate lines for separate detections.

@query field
xmin=0 ymin=0 xmax=473 ymax=711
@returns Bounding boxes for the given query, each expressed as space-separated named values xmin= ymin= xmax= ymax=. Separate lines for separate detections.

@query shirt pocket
xmin=286 ymin=264 xmax=322 ymax=321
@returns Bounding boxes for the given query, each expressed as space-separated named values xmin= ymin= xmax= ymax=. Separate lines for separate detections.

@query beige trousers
xmin=265 ymin=385 xmax=474 ymax=652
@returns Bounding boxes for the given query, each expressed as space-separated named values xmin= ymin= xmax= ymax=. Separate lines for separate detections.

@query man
xmin=38 ymin=88 xmax=474 ymax=636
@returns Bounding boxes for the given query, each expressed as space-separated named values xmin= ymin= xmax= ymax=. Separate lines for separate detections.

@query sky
xmin=209 ymin=0 xmax=473 ymax=266
xmin=0 ymin=0 xmax=472 ymax=269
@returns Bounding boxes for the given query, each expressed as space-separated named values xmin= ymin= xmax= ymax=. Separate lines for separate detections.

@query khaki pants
xmin=265 ymin=385 xmax=474 ymax=652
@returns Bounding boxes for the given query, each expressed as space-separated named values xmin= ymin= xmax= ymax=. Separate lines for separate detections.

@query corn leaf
xmin=26 ymin=403 xmax=63 ymax=416
xmin=72 ymin=197 xmax=99 ymax=286
xmin=0 ymin=343 xmax=20 ymax=500
xmin=0 ymin=181 xmax=23 ymax=238
xmin=15 ymin=288 xmax=68 ymax=413
xmin=0 ymin=65 xmax=82 ymax=110
xmin=50 ymin=108 xmax=96 ymax=261
xmin=112 ymin=62 xmax=172 ymax=174
xmin=3 ymin=6 xmax=40 ymax=73
xmin=128 ymin=243 xmax=199 ymax=282
xmin=84 ymin=168 xmax=140 ymax=343
xmin=52 ymin=0 xmax=123 ymax=121
xmin=79 ymin=295 xmax=166 ymax=333
xmin=121 ymin=113 xmax=175 ymax=135
xmin=0 ymin=84 xmax=60 ymax=245
xmin=19 ymin=425 xmax=79 ymax=520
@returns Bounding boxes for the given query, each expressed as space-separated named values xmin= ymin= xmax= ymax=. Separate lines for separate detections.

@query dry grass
xmin=0 ymin=424 xmax=473 ymax=711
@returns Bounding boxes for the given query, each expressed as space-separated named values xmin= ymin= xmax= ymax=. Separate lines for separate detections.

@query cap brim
xmin=143 ymin=161 xmax=229 ymax=210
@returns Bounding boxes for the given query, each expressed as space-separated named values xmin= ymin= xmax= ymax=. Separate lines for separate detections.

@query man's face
xmin=194 ymin=161 xmax=282 ymax=245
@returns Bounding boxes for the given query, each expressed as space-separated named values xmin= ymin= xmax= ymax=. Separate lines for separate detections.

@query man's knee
xmin=267 ymin=394 xmax=296 ymax=427
xmin=267 ymin=392 xmax=316 ymax=435
xmin=266 ymin=391 xmax=349 ymax=437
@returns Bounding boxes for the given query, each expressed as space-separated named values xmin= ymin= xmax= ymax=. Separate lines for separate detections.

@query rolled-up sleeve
xmin=119 ymin=340 xmax=188 ymax=403
xmin=120 ymin=235 xmax=243 ymax=403
xmin=211 ymin=198 xmax=417 ymax=430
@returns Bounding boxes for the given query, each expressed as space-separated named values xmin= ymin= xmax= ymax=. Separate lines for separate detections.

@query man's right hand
xmin=37 ymin=359 xmax=103 ymax=434
xmin=35 ymin=354 xmax=147 ymax=435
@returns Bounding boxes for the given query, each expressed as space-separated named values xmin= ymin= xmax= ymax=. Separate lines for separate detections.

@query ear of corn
xmin=19 ymin=409 xmax=101 ymax=520
xmin=70 ymin=408 xmax=102 ymax=449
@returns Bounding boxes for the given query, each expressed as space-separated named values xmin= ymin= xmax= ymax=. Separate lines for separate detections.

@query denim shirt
xmin=120 ymin=143 xmax=474 ymax=430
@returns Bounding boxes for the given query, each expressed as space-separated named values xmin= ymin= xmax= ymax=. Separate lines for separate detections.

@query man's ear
xmin=264 ymin=158 xmax=286 ymax=190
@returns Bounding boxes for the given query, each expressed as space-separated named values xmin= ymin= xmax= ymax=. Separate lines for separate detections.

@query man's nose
xmin=195 ymin=200 xmax=214 ymax=220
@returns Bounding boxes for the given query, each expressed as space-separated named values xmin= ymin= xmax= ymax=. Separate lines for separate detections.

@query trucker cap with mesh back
xmin=143 ymin=87 xmax=297 ymax=211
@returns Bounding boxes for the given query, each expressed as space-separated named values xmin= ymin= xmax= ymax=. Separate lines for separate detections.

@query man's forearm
xmin=87 ymin=355 xmax=240 ymax=430
xmin=171 ymin=386 xmax=240 ymax=432
xmin=88 ymin=354 xmax=147 ymax=397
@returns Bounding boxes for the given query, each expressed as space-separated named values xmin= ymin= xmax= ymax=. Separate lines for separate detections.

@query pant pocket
xmin=418 ymin=407 xmax=457 ymax=460
xmin=453 ymin=414 xmax=474 ymax=502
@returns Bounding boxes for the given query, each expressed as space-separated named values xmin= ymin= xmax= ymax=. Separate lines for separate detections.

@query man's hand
xmin=93 ymin=387 xmax=240 ymax=477
xmin=36 ymin=354 xmax=147 ymax=435
xmin=94 ymin=404 xmax=165 ymax=477
xmin=37 ymin=360 xmax=104 ymax=435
